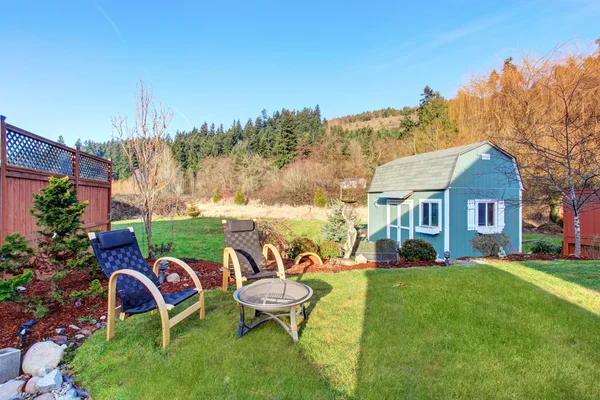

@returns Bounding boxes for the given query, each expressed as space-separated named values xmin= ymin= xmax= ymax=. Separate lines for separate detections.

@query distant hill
xmin=326 ymin=107 xmax=417 ymax=131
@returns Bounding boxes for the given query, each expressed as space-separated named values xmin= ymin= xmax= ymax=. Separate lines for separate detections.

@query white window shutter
xmin=467 ymin=200 xmax=476 ymax=230
xmin=498 ymin=200 xmax=505 ymax=228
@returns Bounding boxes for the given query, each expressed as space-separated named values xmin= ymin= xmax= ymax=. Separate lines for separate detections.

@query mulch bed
xmin=0 ymin=257 xmax=442 ymax=350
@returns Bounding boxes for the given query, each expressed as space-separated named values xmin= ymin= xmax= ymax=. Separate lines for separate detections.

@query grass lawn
xmin=522 ymin=233 xmax=563 ymax=253
xmin=112 ymin=217 xmax=325 ymax=262
xmin=73 ymin=261 xmax=600 ymax=399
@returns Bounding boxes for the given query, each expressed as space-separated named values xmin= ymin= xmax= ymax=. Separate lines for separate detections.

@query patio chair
xmin=221 ymin=219 xmax=286 ymax=291
xmin=89 ymin=228 xmax=205 ymax=348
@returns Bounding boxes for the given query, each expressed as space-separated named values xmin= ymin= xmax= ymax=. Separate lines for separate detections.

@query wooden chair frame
xmin=222 ymin=243 xmax=285 ymax=291
xmin=92 ymin=231 xmax=205 ymax=348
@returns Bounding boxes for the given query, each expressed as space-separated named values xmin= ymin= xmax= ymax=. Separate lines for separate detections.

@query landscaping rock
xmin=36 ymin=367 xmax=53 ymax=377
xmin=79 ymin=328 xmax=93 ymax=336
xmin=35 ymin=393 xmax=55 ymax=400
xmin=355 ymin=254 xmax=368 ymax=264
xmin=166 ymin=273 xmax=181 ymax=283
xmin=48 ymin=336 xmax=68 ymax=346
xmin=68 ymin=325 xmax=80 ymax=331
xmin=74 ymin=301 xmax=82 ymax=308
xmin=100 ymin=315 xmax=106 ymax=320
xmin=75 ymin=389 xmax=89 ymax=398
xmin=55 ymin=328 xmax=66 ymax=335
xmin=21 ymin=342 xmax=64 ymax=376
xmin=24 ymin=377 xmax=40 ymax=394
xmin=56 ymin=388 xmax=79 ymax=400
xmin=74 ymin=335 xmax=85 ymax=340
xmin=0 ymin=380 xmax=25 ymax=400
xmin=36 ymin=369 xmax=62 ymax=393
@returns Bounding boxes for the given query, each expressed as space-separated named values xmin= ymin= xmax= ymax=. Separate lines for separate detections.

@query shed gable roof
xmin=368 ymin=142 xmax=512 ymax=192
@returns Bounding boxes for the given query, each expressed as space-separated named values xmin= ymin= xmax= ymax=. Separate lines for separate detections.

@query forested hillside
xmin=81 ymin=40 xmax=600 ymax=218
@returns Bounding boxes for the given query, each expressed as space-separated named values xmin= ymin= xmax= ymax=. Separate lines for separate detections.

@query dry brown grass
xmin=327 ymin=115 xmax=408 ymax=131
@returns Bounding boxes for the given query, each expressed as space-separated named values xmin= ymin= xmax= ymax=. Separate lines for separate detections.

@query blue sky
xmin=1 ymin=0 xmax=598 ymax=145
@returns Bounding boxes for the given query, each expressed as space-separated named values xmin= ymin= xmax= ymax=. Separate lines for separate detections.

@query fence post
xmin=107 ymin=160 xmax=112 ymax=231
xmin=74 ymin=145 xmax=80 ymax=193
xmin=0 ymin=115 xmax=7 ymax=243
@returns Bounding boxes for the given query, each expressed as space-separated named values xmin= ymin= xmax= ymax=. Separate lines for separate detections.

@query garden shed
xmin=367 ymin=142 xmax=523 ymax=259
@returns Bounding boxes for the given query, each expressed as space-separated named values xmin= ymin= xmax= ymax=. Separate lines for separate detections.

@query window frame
xmin=473 ymin=199 xmax=504 ymax=234
xmin=416 ymin=199 xmax=442 ymax=235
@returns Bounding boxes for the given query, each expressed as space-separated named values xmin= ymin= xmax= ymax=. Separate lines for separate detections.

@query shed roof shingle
xmin=368 ymin=142 xmax=495 ymax=192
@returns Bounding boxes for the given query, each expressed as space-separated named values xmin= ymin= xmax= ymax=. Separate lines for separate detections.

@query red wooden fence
xmin=0 ymin=115 xmax=112 ymax=242
xmin=563 ymin=191 xmax=600 ymax=255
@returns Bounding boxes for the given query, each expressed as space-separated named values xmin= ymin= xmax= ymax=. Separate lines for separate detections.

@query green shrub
xmin=186 ymin=206 xmax=201 ymax=217
xmin=0 ymin=232 xmax=34 ymax=274
xmin=318 ymin=240 xmax=340 ymax=259
xmin=234 ymin=189 xmax=246 ymax=206
xmin=0 ymin=270 xmax=32 ymax=302
xmin=470 ymin=233 xmax=511 ymax=257
xmin=531 ymin=240 xmax=561 ymax=255
xmin=70 ymin=279 xmax=105 ymax=300
xmin=322 ymin=199 xmax=358 ymax=243
xmin=313 ymin=189 xmax=327 ymax=208
xmin=288 ymin=237 xmax=319 ymax=259
xmin=400 ymin=238 xmax=436 ymax=262
xmin=212 ymin=189 xmax=222 ymax=204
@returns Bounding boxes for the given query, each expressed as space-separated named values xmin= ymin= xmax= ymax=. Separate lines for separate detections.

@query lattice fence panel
xmin=80 ymin=154 xmax=110 ymax=181
xmin=6 ymin=129 xmax=74 ymax=175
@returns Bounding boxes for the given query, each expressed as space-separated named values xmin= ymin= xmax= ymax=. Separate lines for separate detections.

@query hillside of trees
xmin=80 ymin=40 xmax=600 ymax=221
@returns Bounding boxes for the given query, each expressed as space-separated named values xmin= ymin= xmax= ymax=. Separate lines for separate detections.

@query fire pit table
xmin=233 ymin=278 xmax=313 ymax=344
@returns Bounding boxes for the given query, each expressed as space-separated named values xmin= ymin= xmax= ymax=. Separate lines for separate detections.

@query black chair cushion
xmin=223 ymin=220 xmax=264 ymax=275
xmin=97 ymin=229 xmax=135 ymax=250
xmin=125 ymin=288 xmax=198 ymax=315
xmin=228 ymin=220 xmax=255 ymax=232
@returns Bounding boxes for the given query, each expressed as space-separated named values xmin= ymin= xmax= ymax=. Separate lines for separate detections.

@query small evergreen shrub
xmin=288 ymin=237 xmax=319 ymax=259
xmin=0 ymin=270 xmax=32 ymax=302
xmin=470 ymin=233 xmax=511 ymax=257
xmin=322 ymin=199 xmax=358 ymax=243
xmin=313 ymin=189 xmax=327 ymax=208
xmin=234 ymin=189 xmax=245 ymax=205
xmin=318 ymin=240 xmax=340 ymax=259
xmin=212 ymin=189 xmax=222 ymax=204
xmin=186 ymin=206 xmax=201 ymax=217
xmin=150 ymin=241 xmax=175 ymax=258
xmin=400 ymin=238 xmax=436 ymax=262
xmin=531 ymin=240 xmax=561 ymax=255
xmin=0 ymin=232 xmax=34 ymax=274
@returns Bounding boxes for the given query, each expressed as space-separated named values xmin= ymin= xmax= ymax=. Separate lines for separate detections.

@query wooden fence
xmin=0 ymin=115 xmax=112 ymax=242
xmin=563 ymin=192 xmax=600 ymax=255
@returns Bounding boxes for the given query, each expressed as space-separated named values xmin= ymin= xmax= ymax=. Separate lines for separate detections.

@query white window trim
xmin=416 ymin=199 xmax=442 ymax=235
xmin=473 ymin=199 xmax=504 ymax=234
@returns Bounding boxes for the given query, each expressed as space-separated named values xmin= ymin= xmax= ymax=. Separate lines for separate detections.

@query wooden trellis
xmin=0 ymin=115 xmax=112 ymax=242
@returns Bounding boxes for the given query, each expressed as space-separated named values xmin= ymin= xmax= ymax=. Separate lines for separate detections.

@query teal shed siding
xmin=367 ymin=142 xmax=523 ymax=259
xmin=448 ymin=144 xmax=521 ymax=257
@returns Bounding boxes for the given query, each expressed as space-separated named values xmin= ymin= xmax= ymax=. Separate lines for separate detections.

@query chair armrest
xmin=153 ymin=257 xmax=204 ymax=293
xmin=108 ymin=269 xmax=172 ymax=312
xmin=223 ymin=247 xmax=245 ymax=289
xmin=262 ymin=244 xmax=285 ymax=280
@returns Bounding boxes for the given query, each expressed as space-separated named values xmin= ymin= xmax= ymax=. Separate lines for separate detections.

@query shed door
xmin=387 ymin=200 xmax=413 ymax=246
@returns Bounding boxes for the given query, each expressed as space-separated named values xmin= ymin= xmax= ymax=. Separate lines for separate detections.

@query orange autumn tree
xmin=451 ymin=41 xmax=600 ymax=257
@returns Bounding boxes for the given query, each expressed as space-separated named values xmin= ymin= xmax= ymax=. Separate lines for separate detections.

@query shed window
xmin=478 ymin=202 xmax=496 ymax=227
xmin=468 ymin=199 xmax=505 ymax=234
xmin=419 ymin=200 xmax=441 ymax=230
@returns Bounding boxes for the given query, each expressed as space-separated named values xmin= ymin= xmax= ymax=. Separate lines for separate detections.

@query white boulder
xmin=21 ymin=341 xmax=64 ymax=376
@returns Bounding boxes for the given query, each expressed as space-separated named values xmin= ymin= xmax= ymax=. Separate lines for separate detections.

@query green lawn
xmin=112 ymin=217 xmax=325 ymax=262
xmin=73 ymin=261 xmax=600 ymax=399
xmin=522 ymin=233 xmax=563 ymax=253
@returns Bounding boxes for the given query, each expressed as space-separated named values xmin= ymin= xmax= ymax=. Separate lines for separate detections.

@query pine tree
xmin=29 ymin=176 xmax=95 ymax=272
xmin=57 ymin=135 xmax=66 ymax=145
xmin=273 ymin=110 xmax=297 ymax=169
xmin=321 ymin=199 xmax=348 ymax=243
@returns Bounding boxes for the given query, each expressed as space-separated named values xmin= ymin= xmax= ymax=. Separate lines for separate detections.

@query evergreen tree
xmin=57 ymin=135 xmax=66 ymax=145
xmin=273 ymin=110 xmax=297 ymax=168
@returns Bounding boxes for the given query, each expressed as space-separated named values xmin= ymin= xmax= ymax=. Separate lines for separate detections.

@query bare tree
xmin=495 ymin=46 xmax=600 ymax=256
xmin=112 ymin=81 xmax=174 ymax=258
